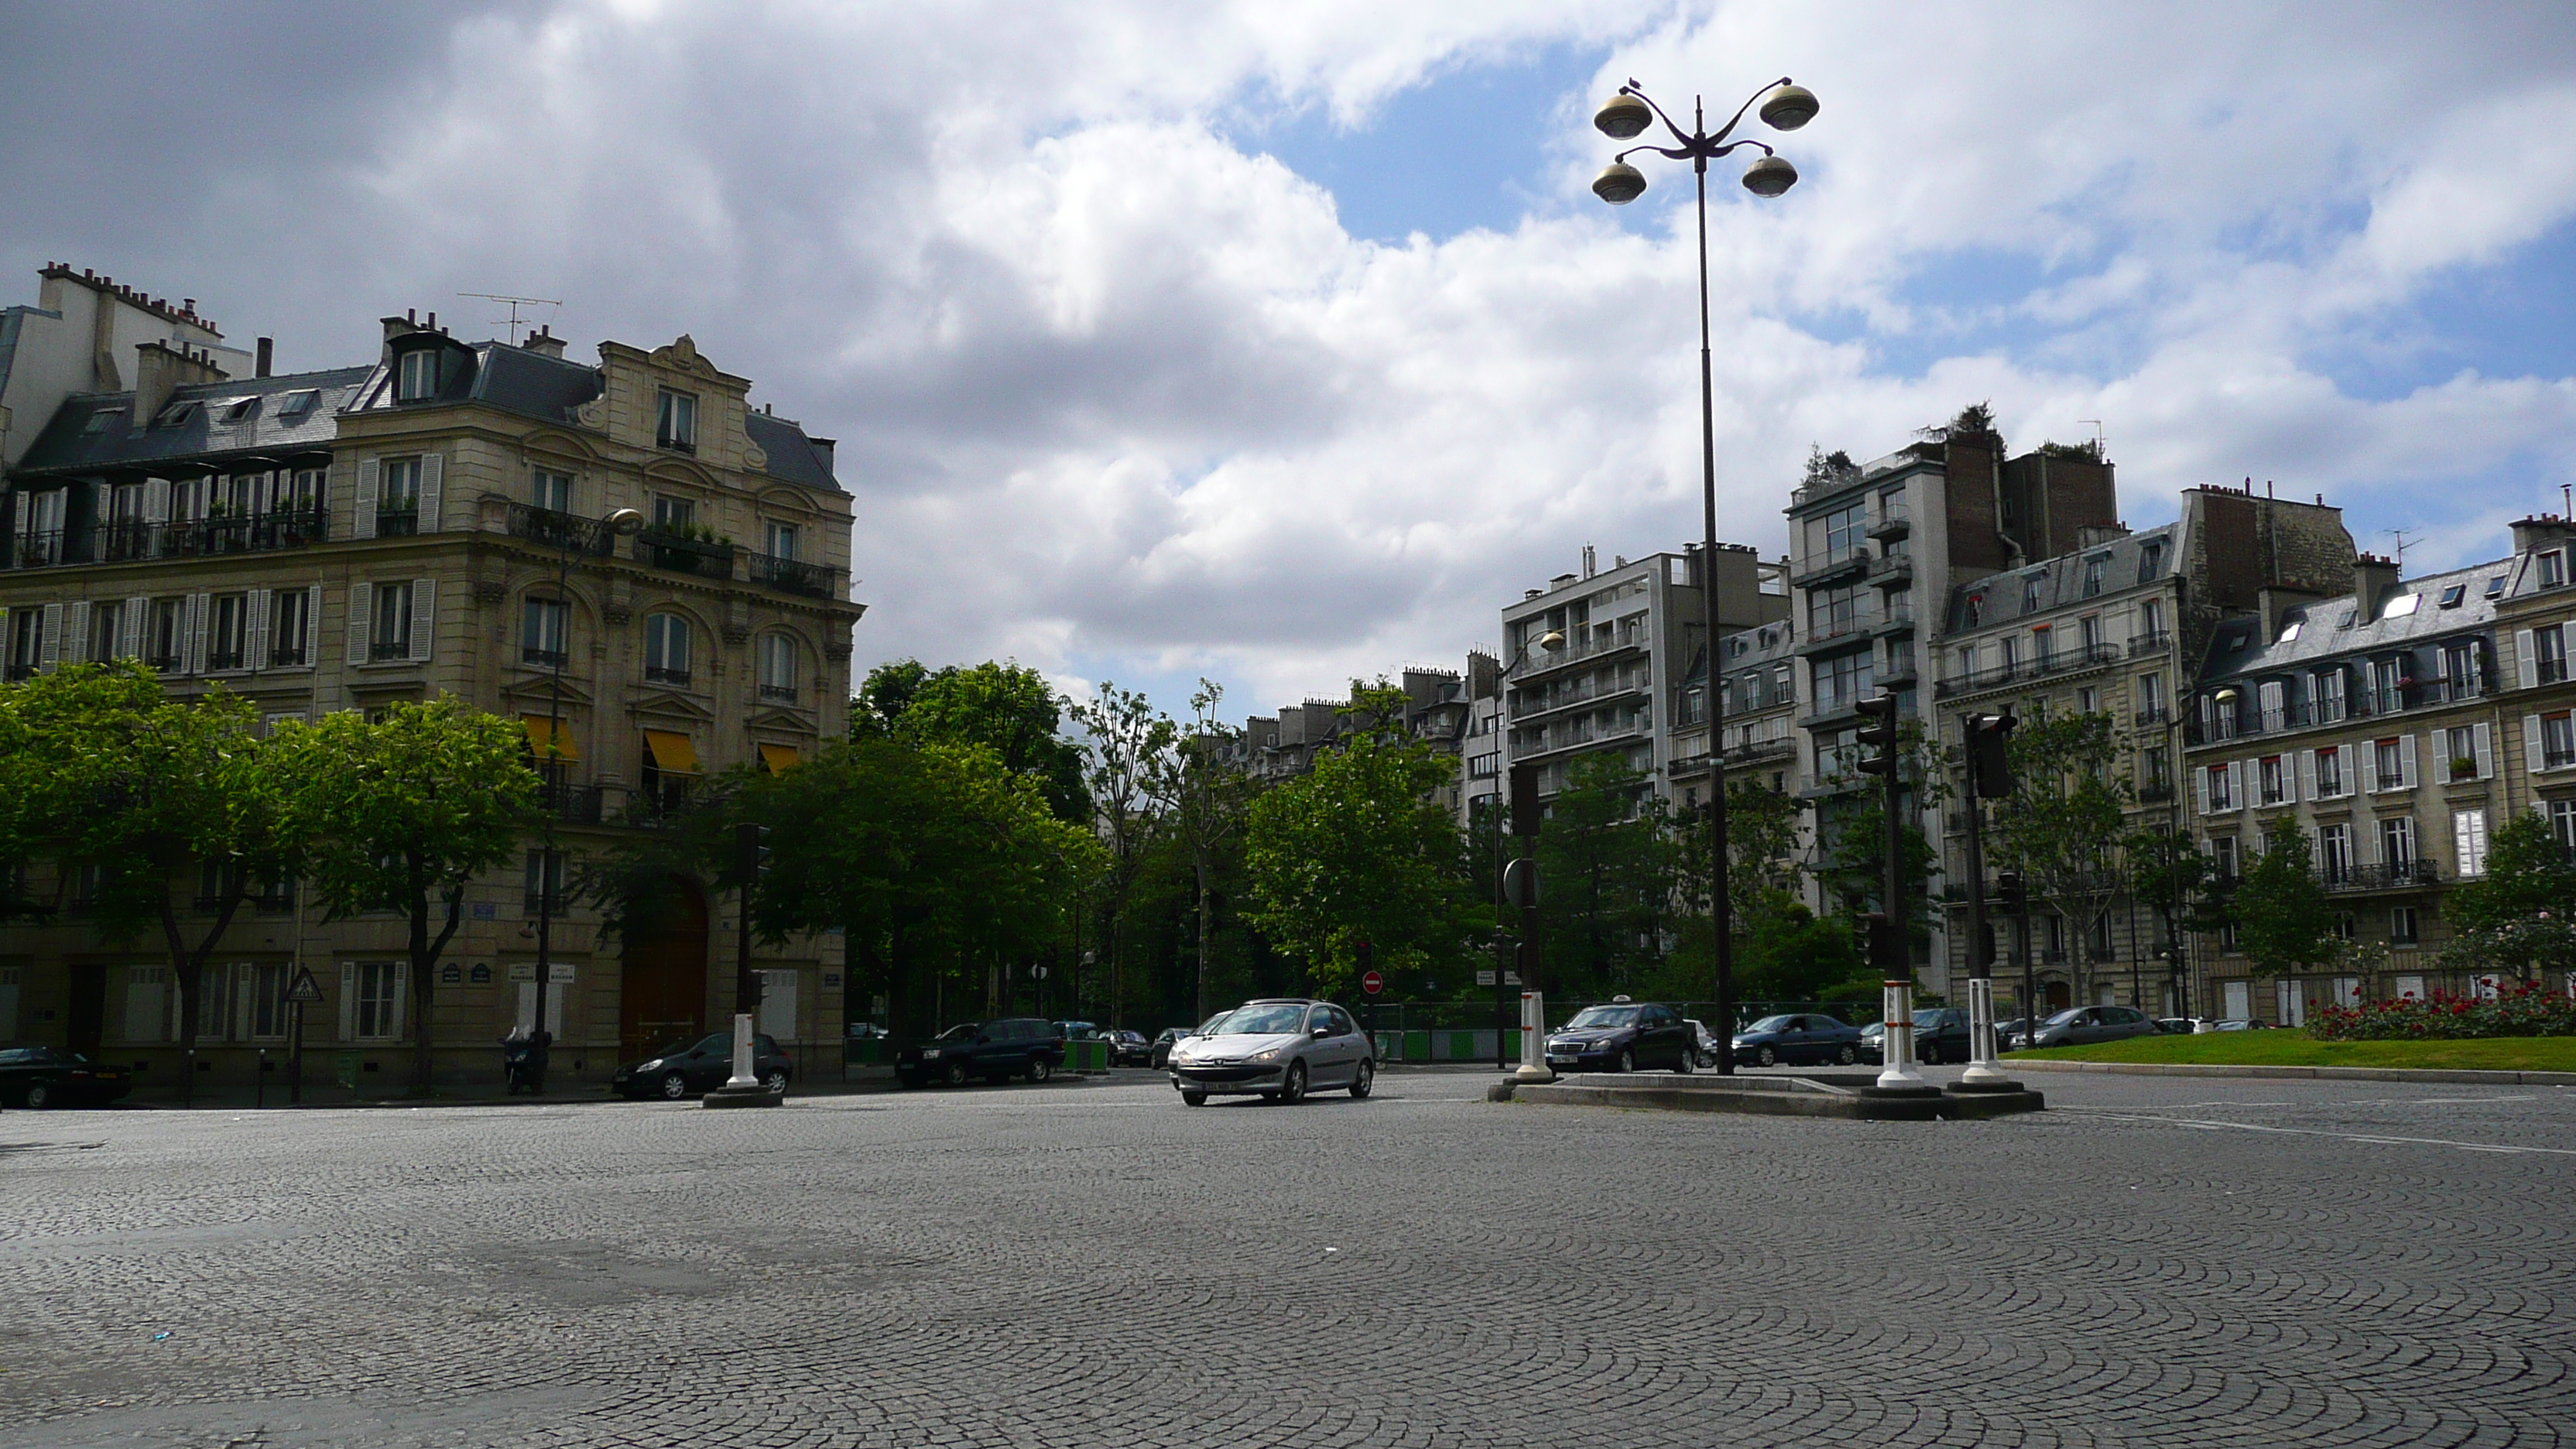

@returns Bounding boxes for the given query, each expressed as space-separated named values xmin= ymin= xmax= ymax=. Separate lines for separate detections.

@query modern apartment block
xmin=1498 ymin=542 xmax=1789 ymax=810
xmin=2186 ymin=515 xmax=2576 ymax=1023
xmin=0 ymin=266 xmax=864 ymax=1088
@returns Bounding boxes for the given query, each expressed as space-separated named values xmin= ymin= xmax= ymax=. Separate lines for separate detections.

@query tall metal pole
xmin=1694 ymin=99 xmax=1737 ymax=1074
xmin=529 ymin=533 xmax=573 ymax=1093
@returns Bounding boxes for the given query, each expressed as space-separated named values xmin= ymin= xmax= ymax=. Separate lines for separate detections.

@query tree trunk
xmin=1193 ymin=844 xmax=1213 ymax=1022
xmin=163 ymin=890 xmax=250 ymax=1108
xmin=406 ymin=869 xmax=465 ymax=1096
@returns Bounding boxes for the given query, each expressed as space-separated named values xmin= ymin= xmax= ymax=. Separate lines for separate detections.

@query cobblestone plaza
xmin=5 ymin=1071 xmax=2571 ymax=1447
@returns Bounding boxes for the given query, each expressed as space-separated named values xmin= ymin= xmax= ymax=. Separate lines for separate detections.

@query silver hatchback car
xmin=1168 ymin=999 xmax=1375 ymax=1105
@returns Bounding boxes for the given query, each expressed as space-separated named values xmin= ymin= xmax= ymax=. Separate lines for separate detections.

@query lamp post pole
xmin=1590 ymin=75 xmax=1817 ymax=1073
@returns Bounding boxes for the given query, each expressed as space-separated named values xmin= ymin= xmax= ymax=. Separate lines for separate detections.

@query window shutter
xmin=142 ymin=478 xmax=170 ymax=524
xmin=352 ymin=460 xmax=379 ymax=540
xmin=2281 ymin=755 xmax=2298 ymax=804
xmin=121 ymin=595 xmax=147 ymax=658
xmin=409 ymin=577 xmax=436 ymax=662
xmin=417 ymin=454 xmax=442 ymax=533
xmin=348 ymin=582 xmax=373 ymax=666
xmin=2300 ymin=750 xmax=2316 ymax=801
xmin=2398 ymin=734 xmax=2418 ymax=790
xmin=2519 ymin=630 xmax=2539 ymax=690
xmin=38 ymin=602 xmax=61 ymax=668
xmin=2228 ymin=761 xmax=2245 ymax=810
xmin=2474 ymin=721 xmax=2494 ymax=779
xmin=337 ymin=962 xmax=357 ymax=1041
xmin=245 ymin=590 xmax=269 ymax=670
xmin=65 ymin=601 xmax=91 ymax=664
xmin=2528 ymin=715 xmax=2544 ymax=772
xmin=304 ymin=584 xmax=322 ymax=660
xmin=2195 ymin=767 xmax=2211 ymax=814
xmin=392 ymin=962 xmax=409 ymax=1041
xmin=187 ymin=592 xmax=210 ymax=674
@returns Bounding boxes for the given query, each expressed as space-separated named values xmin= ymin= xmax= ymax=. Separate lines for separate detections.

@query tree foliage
xmin=2231 ymin=824 xmax=2341 ymax=978
xmin=853 ymin=659 xmax=1090 ymax=823
xmin=2437 ymin=813 xmax=2576 ymax=978
xmin=1985 ymin=708 xmax=2131 ymax=995
xmin=1533 ymin=752 xmax=1684 ymax=999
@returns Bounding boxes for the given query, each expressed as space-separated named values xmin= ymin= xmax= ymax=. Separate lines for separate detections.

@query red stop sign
xmin=1362 ymin=970 xmax=1384 ymax=995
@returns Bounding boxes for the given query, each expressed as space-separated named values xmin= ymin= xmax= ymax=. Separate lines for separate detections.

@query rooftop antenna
xmin=2385 ymin=527 xmax=2414 ymax=571
xmin=2078 ymin=418 xmax=2105 ymax=458
xmin=456 ymin=293 xmax=562 ymax=346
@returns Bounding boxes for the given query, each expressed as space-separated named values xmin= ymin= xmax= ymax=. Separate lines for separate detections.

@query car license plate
xmin=1547 ymin=1054 xmax=1574 ymax=1064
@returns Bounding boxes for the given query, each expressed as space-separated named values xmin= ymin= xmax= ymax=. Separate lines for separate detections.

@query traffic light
xmin=1509 ymin=762 xmax=1543 ymax=837
xmin=1995 ymin=869 xmax=2026 ymax=917
xmin=1861 ymin=910 xmax=1903 ymax=971
xmin=1855 ymin=694 xmax=1899 ymax=776
xmin=735 ymin=822 xmax=773 ymax=886
xmin=1355 ymin=938 xmax=1374 ymax=972
xmin=1502 ymin=857 xmax=1540 ymax=909
xmin=1966 ymin=709 xmax=2016 ymax=800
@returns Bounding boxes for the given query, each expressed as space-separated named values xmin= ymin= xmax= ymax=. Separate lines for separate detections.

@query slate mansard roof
xmin=2196 ymin=559 xmax=2512 ymax=687
xmin=1942 ymin=522 xmax=2178 ymax=636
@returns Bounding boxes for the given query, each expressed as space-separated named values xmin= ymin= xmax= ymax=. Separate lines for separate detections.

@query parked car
xmin=1856 ymin=1008 xmax=1974 ymax=1066
xmin=1169 ymin=999 xmax=1374 ymax=1105
xmin=845 ymin=1021 xmax=886 ymax=1040
xmin=1101 ymin=1029 xmax=1153 ymax=1067
xmin=897 ymin=1018 xmax=1067 ymax=1087
xmin=1684 ymin=1018 xmax=1721 ymax=1068
xmin=2015 ymin=1004 xmax=2164 ymax=1050
xmin=2153 ymin=1017 xmax=2197 ymax=1035
xmin=2209 ymin=1018 xmax=2269 ymax=1032
xmin=1731 ymin=1013 xmax=1865 ymax=1067
xmin=1154 ymin=1013 xmax=1231 ymax=1069
xmin=0 ymin=1046 xmax=133 ymax=1108
xmin=1054 ymin=1019 xmax=1102 ymax=1041
xmin=612 ymin=1033 xmax=793 ymax=1100
xmin=1544 ymin=1000 xmax=1696 ymax=1074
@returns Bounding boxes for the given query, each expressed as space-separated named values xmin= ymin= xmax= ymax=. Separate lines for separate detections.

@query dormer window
xmin=276 ymin=389 xmax=320 ymax=420
xmin=656 ymin=389 xmax=698 ymax=451
xmin=2136 ymin=542 xmax=2166 ymax=583
xmin=2438 ymin=584 xmax=2467 ymax=609
xmin=221 ymin=397 xmax=259 ymax=424
xmin=2485 ymin=575 xmax=2508 ymax=599
xmin=82 ymin=407 xmax=123 ymax=435
xmin=153 ymin=399 xmax=197 ymax=428
xmin=395 ymin=348 xmax=438 ymax=402
xmin=2022 ymin=574 xmax=2043 ymax=611
xmin=2081 ymin=556 xmax=2105 ymax=598
xmin=2541 ymin=552 xmax=2567 ymax=590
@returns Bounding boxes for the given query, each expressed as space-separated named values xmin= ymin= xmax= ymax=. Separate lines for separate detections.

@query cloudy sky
xmin=6 ymin=2 xmax=2574 ymax=724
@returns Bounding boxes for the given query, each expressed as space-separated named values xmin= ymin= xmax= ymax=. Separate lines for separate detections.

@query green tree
xmin=2232 ymin=824 xmax=2341 ymax=978
xmin=272 ymin=698 xmax=536 ymax=1091
xmin=1535 ymin=752 xmax=1683 ymax=998
xmin=855 ymin=659 xmax=1090 ymax=823
xmin=1986 ymin=709 xmax=2132 ymax=999
xmin=1068 ymin=682 xmax=1177 ymax=1026
xmin=1243 ymin=685 xmax=1475 ymax=998
xmin=2438 ymin=813 xmax=2576 ymax=978
xmin=1733 ymin=890 xmax=1865 ymax=1004
xmin=1151 ymin=680 xmax=1255 ymax=1020
xmin=1722 ymin=774 xmax=1804 ymax=921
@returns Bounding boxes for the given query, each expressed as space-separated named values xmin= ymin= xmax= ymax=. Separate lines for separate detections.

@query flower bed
xmin=2309 ymin=981 xmax=2576 ymax=1041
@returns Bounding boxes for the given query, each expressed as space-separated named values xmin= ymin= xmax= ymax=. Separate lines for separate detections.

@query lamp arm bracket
xmin=1615 ymin=142 xmax=1701 ymax=165
xmin=1704 ymin=77 xmax=1795 ymax=150
xmin=1619 ymin=81 xmax=1697 ymax=150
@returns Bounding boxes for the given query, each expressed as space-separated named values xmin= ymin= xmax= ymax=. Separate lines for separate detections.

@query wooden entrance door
xmin=67 ymin=964 xmax=108 ymax=1057
xmin=620 ymin=877 xmax=709 ymax=1063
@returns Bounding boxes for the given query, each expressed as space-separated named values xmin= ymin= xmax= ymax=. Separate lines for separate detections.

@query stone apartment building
xmin=2185 ymin=515 xmax=2576 ymax=1023
xmin=0 ymin=265 xmax=863 ymax=1091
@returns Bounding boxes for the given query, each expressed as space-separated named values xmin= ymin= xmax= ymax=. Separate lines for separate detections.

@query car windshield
xmin=1911 ymin=1009 xmax=1950 ymax=1027
xmin=1745 ymin=1015 xmax=1796 ymax=1032
xmin=1566 ymin=1006 xmax=1643 ymax=1029
xmin=2043 ymin=1009 xmax=2084 ymax=1026
xmin=937 ymin=1023 xmax=983 ymax=1041
xmin=1211 ymin=1003 xmax=1309 ymax=1036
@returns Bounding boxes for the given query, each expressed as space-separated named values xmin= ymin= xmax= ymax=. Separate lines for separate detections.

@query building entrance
xmin=67 ymin=964 xmax=107 ymax=1057
xmin=620 ymin=877 xmax=708 ymax=1063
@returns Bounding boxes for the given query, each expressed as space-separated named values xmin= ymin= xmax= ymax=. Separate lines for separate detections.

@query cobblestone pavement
xmin=4 ymin=1070 xmax=2571 ymax=1447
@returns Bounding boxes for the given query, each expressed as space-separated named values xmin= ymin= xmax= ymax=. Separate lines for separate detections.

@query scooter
xmin=501 ymin=1031 xmax=551 ymax=1094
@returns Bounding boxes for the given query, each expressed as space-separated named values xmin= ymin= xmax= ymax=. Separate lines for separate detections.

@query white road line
xmin=2066 ymin=1109 xmax=2576 ymax=1156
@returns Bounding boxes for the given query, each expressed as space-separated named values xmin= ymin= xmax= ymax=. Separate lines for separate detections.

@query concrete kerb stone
xmin=1498 ymin=1072 xmax=2043 ymax=1120
xmin=2008 ymin=1059 xmax=2576 ymax=1087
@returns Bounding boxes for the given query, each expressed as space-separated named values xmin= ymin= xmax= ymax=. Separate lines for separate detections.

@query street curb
xmin=2007 ymin=1059 xmax=2576 ymax=1086
xmin=1500 ymin=1074 xmax=2043 ymax=1121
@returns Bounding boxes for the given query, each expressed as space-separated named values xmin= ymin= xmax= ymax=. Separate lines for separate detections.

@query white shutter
xmin=2280 ymin=755 xmax=2298 ymax=804
xmin=121 ymin=595 xmax=147 ymax=658
xmin=303 ymin=584 xmax=322 ymax=664
xmin=2528 ymin=716 xmax=2545 ymax=772
xmin=2519 ymin=630 xmax=2539 ymax=690
xmin=408 ymin=577 xmax=435 ymax=662
xmin=2196 ymin=766 xmax=2211 ymax=814
xmin=391 ymin=963 xmax=409 ymax=1042
xmin=187 ymin=592 xmax=210 ymax=675
xmin=2300 ymin=750 xmax=2317 ymax=802
xmin=416 ymin=454 xmax=442 ymax=533
xmin=348 ymin=582 xmax=373 ymax=666
xmin=2473 ymin=721 xmax=2494 ymax=780
xmin=142 ymin=478 xmax=170 ymax=523
xmin=245 ymin=590 xmax=269 ymax=670
xmin=352 ymin=460 xmax=379 ymax=540
xmin=2357 ymin=814 xmax=2378 ymax=865
xmin=2398 ymin=734 xmax=2418 ymax=790
xmin=2228 ymin=761 xmax=2246 ymax=811
xmin=65 ymin=601 xmax=91 ymax=666
xmin=337 ymin=962 xmax=357 ymax=1041
xmin=38 ymin=602 xmax=62 ymax=668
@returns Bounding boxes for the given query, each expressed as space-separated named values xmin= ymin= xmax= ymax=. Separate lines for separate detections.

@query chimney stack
xmin=522 ymin=324 xmax=566 ymax=360
xmin=2352 ymin=554 xmax=2402 ymax=622
xmin=255 ymin=337 xmax=272 ymax=379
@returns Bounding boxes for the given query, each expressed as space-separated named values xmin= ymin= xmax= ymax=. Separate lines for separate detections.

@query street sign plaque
xmin=1362 ymin=970 xmax=1384 ymax=995
xmin=1476 ymin=970 xmax=1497 ymax=987
xmin=284 ymin=968 xmax=325 ymax=1005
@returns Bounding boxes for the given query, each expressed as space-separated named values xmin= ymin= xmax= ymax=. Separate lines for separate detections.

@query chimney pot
xmin=255 ymin=337 xmax=273 ymax=379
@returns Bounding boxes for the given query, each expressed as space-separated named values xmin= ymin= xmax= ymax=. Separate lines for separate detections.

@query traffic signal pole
xmin=1960 ymin=711 xmax=2017 ymax=1088
xmin=1509 ymin=763 xmax=1554 ymax=1084
xmin=707 ymin=822 xmax=780 ymax=1108
xmin=1854 ymin=695 xmax=1927 ymax=1093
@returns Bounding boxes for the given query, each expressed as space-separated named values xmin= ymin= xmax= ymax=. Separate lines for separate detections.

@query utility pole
xmin=1855 ymin=694 xmax=1928 ymax=1095
xmin=1509 ymin=762 xmax=1553 ymax=1083
xmin=1959 ymin=710 xmax=2023 ymax=1093
xmin=705 ymin=822 xmax=779 ymax=1108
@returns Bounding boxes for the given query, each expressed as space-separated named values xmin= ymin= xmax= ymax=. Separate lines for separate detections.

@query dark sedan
xmin=1731 ymin=1013 xmax=1865 ymax=1067
xmin=0 ymin=1047 xmax=133 ymax=1108
xmin=1856 ymin=1008 xmax=1974 ymax=1066
xmin=1543 ymin=1001 xmax=1696 ymax=1074
xmin=896 ymin=1018 xmax=1067 ymax=1087
xmin=1101 ymin=1029 xmax=1153 ymax=1067
xmin=612 ymin=1033 xmax=793 ymax=1100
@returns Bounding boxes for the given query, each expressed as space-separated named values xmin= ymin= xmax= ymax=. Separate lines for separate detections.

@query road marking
xmin=2065 ymin=1109 xmax=2576 ymax=1156
xmin=2064 ymin=1094 xmax=2537 ymax=1112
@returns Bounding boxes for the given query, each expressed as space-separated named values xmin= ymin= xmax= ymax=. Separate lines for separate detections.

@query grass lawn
xmin=2010 ymin=1032 xmax=2576 ymax=1073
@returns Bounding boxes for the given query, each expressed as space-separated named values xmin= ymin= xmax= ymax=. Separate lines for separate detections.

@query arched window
xmin=757 ymin=632 xmax=800 ymax=702
xmin=522 ymin=597 xmax=567 ymax=668
xmin=645 ymin=612 xmax=691 ymax=686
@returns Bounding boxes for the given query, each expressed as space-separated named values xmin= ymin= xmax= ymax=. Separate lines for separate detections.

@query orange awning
xmin=641 ymin=729 xmax=699 ymax=773
xmin=522 ymin=714 xmax=579 ymax=762
xmin=757 ymin=743 xmax=801 ymax=774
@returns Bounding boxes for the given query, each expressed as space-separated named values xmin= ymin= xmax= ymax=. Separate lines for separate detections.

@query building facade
xmin=0 ymin=268 xmax=863 ymax=1090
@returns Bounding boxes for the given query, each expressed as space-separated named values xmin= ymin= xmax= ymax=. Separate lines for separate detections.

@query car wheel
xmin=1756 ymin=1046 xmax=1777 ymax=1067
xmin=1837 ymin=1043 xmax=1858 ymax=1065
xmin=1615 ymin=1048 xmax=1635 ymax=1074
xmin=658 ymin=1072 xmax=690 ymax=1101
xmin=944 ymin=1061 xmax=969 ymax=1088
xmin=1028 ymin=1057 xmax=1053 ymax=1084
xmin=1349 ymin=1059 xmax=1374 ymax=1099
xmin=1180 ymin=1090 xmax=1208 ymax=1107
xmin=1277 ymin=1061 xmax=1307 ymax=1105
xmin=762 ymin=1068 xmax=790 ymax=1095
xmin=1673 ymin=1046 xmax=1693 ymax=1075
xmin=25 ymin=1081 xmax=53 ymax=1110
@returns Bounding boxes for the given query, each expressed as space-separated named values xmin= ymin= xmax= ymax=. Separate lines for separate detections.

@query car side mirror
xmin=1312 ymin=1026 xmax=1331 ymax=1038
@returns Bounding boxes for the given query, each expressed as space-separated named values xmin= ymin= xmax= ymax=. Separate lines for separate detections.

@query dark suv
xmin=896 ymin=1018 xmax=1067 ymax=1088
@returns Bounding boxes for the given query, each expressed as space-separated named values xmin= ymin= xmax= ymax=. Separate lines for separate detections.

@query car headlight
xmin=635 ymin=1059 xmax=661 ymax=1071
xmin=920 ymin=1048 xmax=941 ymax=1060
xmin=1252 ymin=1046 xmax=1282 ymax=1064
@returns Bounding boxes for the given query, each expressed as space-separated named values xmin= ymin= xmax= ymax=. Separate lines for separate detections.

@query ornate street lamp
xmin=1590 ymin=76 xmax=1815 ymax=1073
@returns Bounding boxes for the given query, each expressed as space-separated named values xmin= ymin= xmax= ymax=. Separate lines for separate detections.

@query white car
xmin=1168 ymin=998 xmax=1375 ymax=1105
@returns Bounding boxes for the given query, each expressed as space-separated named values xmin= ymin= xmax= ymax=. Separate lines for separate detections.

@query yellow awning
xmin=757 ymin=743 xmax=800 ymax=774
xmin=522 ymin=714 xmax=579 ymax=762
xmin=641 ymin=729 xmax=699 ymax=773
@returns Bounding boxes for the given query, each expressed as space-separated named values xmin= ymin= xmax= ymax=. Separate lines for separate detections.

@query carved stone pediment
xmin=651 ymin=334 xmax=721 ymax=379
xmin=629 ymin=690 xmax=717 ymax=724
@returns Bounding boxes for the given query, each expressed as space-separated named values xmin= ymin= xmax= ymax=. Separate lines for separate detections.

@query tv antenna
xmin=456 ymin=293 xmax=561 ymax=345
xmin=2385 ymin=527 xmax=2414 ymax=570
xmin=2077 ymin=418 xmax=2105 ymax=457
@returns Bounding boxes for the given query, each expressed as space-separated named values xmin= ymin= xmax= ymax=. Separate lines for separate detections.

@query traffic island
xmin=1496 ymin=1071 xmax=2043 ymax=1120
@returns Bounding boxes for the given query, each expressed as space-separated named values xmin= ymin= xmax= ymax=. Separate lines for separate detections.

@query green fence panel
xmin=1403 ymin=1029 xmax=1430 ymax=1062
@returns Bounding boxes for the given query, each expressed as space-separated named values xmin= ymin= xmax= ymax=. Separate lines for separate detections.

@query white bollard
xmin=1514 ymin=991 xmax=1556 ymax=1083
xmin=1961 ymin=976 xmax=2009 ymax=1084
xmin=724 ymin=1012 xmax=759 ymax=1090
xmin=1874 ymin=977 xmax=1923 ymax=1089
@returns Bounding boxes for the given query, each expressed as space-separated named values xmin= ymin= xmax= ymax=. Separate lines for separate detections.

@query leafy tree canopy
xmin=2439 ymin=813 xmax=2576 ymax=977
xmin=2232 ymin=824 xmax=2341 ymax=978
xmin=855 ymin=659 xmax=1089 ymax=822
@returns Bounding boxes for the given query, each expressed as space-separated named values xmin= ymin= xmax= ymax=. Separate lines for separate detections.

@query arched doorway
xmin=621 ymin=875 xmax=709 ymax=1063
xmin=2043 ymin=978 xmax=2072 ymax=1012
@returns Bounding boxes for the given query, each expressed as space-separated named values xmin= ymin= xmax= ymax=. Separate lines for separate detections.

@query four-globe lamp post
xmin=1589 ymin=75 xmax=1817 ymax=1074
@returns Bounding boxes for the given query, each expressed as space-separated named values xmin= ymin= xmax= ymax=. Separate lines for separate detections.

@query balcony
xmin=1506 ymin=629 xmax=1646 ymax=676
xmin=539 ymin=781 xmax=605 ymax=825
xmin=373 ymin=508 xmax=419 ymax=538
xmin=636 ymin=529 xmax=735 ymax=578
xmin=633 ymin=773 xmax=701 ymax=817
xmin=1726 ymin=735 xmax=1798 ymax=764
xmin=1866 ymin=552 xmax=1913 ymax=587
xmin=645 ymin=664 xmax=692 ymax=687
xmin=2321 ymin=860 xmax=2442 ymax=892
xmin=2134 ymin=705 xmax=2170 ymax=729
xmin=758 ymin=682 xmax=799 ymax=704
xmin=749 ymin=552 xmax=834 ymax=598
xmin=1872 ymin=608 xmax=1917 ymax=638
xmin=8 ymin=510 xmax=330 ymax=570
xmin=2128 ymin=631 xmax=2172 ymax=657
xmin=522 ymin=647 xmax=568 ymax=670
xmin=1790 ymin=546 xmax=1869 ymax=591
xmin=207 ymin=649 xmax=245 ymax=671
xmin=1936 ymin=661 xmax=2019 ymax=700
xmin=505 ymin=502 xmax=615 ymax=556
xmin=1867 ymin=505 xmax=1910 ymax=540
xmin=269 ymin=644 xmax=308 ymax=669
xmin=2138 ymin=780 xmax=2176 ymax=803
